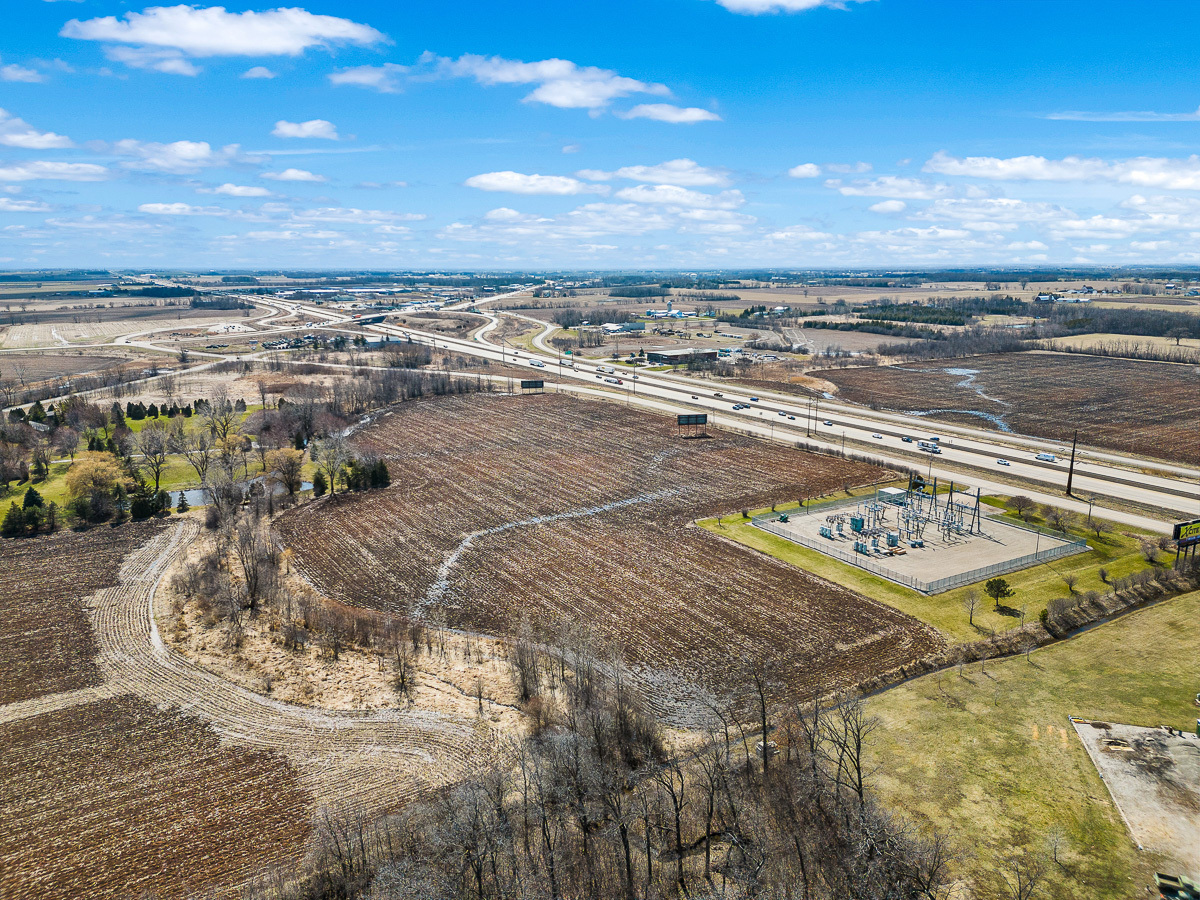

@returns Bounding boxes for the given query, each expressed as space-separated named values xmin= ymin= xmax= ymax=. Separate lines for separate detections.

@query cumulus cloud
xmin=261 ymin=167 xmax=326 ymax=182
xmin=766 ymin=224 xmax=834 ymax=242
xmin=868 ymin=200 xmax=906 ymax=214
xmin=0 ymin=161 xmax=108 ymax=181
xmin=832 ymin=176 xmax=949 ymax=199
xmin=242 ymin=66 xmax=277 ymax=79
xmin=430 ymin=52 xmax=670 ymax=110
xmin=924 ymin=149 xmax=1200 ymax=190
xmin=614 ymin=184 xmax=744 ymax=209
xmin=292 ymin=207 xmax=425 ymax=224
xmin=0 ymin=110 xmax=73 ymax=149
xmin=616 ymin=104 xmax=720 ymax=124
xmin=202 ymin=183 xmax=273 ymax=197
xmin=110 ymin=139 xmax=247 ymax=173
xmin=788 ymin=163 xmax=821 ymax=178
xmin=1043 ymin=106 xmax=1200 ymax=122
xmin=62 ymin=5 xmax=386 ymax=75
xmin=138 ymin=202 xmax=228 ymax=215
xmin=712 ymin=0 xmax=872 ymax=13
xmin=465 ymin=171 xmax=608 ymax=195
xmin=577 ymin=159 xmax=731 ymax=187
xmin=0 ymin=197 xmax=51 ymax=213
xmin=328 ymin=63 xmax=407 ymax=93
xmin=824 ymin=161 xmax=872 ymax=174
xmin=1 ymin=62 xmax=44 ymax=83
xmin=272 ymin=119 xmax=338 ymax=140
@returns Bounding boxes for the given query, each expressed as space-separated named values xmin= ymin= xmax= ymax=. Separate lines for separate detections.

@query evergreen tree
xmin=45 ymin=501 xmax=58 ymax=533
xmin=110 ymin=402 xmax=125 ymax=428
xmin=27 ymin=400 xmax=47 ymax=423
xmin=176 ymin=492 xmax=190 ymax=514
xmin=22 ymin=486 xmax=43 ymax=509
xmin=147 ymin=403 xmax=159 ymax=418
xmin=1 ymin=502 xmax=24 ymax=537
xmin=293 ymin=431 xmax=306 ymax=450
xmin=371 ymin=459 xmax=390 ymax=488
xmin=312 ymin=469 xmax=328 ymax=497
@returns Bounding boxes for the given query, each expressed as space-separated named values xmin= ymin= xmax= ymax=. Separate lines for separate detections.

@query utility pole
xmin=1065 ymin=429 xmax=1079 ymax=497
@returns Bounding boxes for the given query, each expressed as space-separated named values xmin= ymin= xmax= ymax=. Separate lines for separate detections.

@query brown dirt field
xmin=0 ymin=521 xmax=164 ymax=705
xmin=277 ymin=393 xmax=943 ymax=713
xmin=818 ymin=352 xmax=1200 ymax=465
xmin=0 ymin=695 xmax=311 ymax=900
xmin=0 ymin=352 xmax=129 ymax=382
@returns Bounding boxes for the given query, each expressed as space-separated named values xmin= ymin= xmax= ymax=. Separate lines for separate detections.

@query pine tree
xmin=176 ymin=492 xmax=190 ymax=514
xmin=22 ymin=486 xmax=43 ymax=509
xmin=27 ymin=400 xmax=47 ymax=423
xmin=1 ymin=502 xmax=25 ymax=537
xmin=312 ymin=470 xmax=328 ymax=497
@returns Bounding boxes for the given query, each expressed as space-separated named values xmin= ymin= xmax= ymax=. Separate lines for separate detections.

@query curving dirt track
xmin=0 ymin=519 xmax=496 ymax=821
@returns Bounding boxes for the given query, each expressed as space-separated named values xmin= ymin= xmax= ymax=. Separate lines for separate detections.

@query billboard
xmin=677 ymin=414 xmax=708 ymax=426
xmin=1173 ymin=518 xmax=1200 ymax=547
xmin=520 ymin=380 xmax=544 ymax=390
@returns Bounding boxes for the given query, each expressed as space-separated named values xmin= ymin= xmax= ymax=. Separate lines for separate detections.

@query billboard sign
xmin=520 ymin=380 xmax=544 ymax=390
xmin=677 ymin=414 xmax=708 ymax=426
xmin=1174 ymin=518 xmax=1200 ymax=547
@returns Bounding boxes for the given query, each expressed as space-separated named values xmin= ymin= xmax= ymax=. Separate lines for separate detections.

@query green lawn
xmin=866 ymin=590 xmax=1200 ymax=899
xmin=697 ymin=494 xmax=1160 ymax=643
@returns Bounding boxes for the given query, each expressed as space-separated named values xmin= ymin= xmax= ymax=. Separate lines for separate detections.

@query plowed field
xmin=278 ymin=393 xmax=943 ymax=710
xmin=0 ymin=695 xmax=310 ymax=900
xmin=819 ymin=352 xmax=1200 ymax=464
xmin=0 ymin=521 xmax=163 ymax=705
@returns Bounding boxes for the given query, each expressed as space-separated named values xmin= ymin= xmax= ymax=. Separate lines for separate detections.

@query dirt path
xmin=0 ymin=520 xmax=496 ymax=814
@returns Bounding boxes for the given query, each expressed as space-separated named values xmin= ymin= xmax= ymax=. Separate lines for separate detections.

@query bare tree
xmin=176 ymin=429 xmax=213 ymax=484
xmin=962 ymin=589 xmax=981 ymax=627
xmin=1010 ymin=495 xmax=1036 ymax=522
xmin=315 ymin=436 xmax=351 ymax=494
xmin=1061 ymin=573 xmax=1078 ymax=594
xmin=203 ymin=388 xmax=238 ymax=441
xmin=135 ymin=420 xmax=170 ymax=492
xmin=999 ymin=853 xmax=1046 ymax=900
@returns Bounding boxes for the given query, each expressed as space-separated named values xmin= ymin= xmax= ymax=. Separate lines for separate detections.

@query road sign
xmin=520 ymin=380 xmax=544 ymax=390
xmin=1174 ymin=518 xmax=1200 ymax=547
xmin=676 ymin=414 xmax=708 ymax=426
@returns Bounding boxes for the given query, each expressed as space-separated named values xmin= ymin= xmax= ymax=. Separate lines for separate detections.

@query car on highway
xmin=713 ymin=392 xmax=723 ymax=397
xmin=997 ymin=459 xmax=1011 ymax=466
xmin=529 ymin=360 xmax=545 ymax=367
xmin=901 ymin=436 xmax=913 ymax=443
xmin=822 ymin=420 xmax=832 ymax=426
xmin=871 ymin=433 xmax=883 ymax=439
xmin=778 ymin=411 xmax=787 ymax=416
xmin=604 ymin=377 xmax=620 ymax=384
xmin=787 ymin=415 xmax=796 ymax=420
xmin=691 ymin=395 xmax=699 ymax=399
xmin=1035 ymin=452 xmax=1057 ymax=462
xmin=750 ymin=397 xmax=759 ymax=402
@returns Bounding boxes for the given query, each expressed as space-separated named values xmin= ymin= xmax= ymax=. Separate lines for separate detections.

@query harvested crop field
xmin=0 ymin=521 xmax=163 ymax=705
xmin=0 ymin=351 xmax=128 ymax=383
xmin=819 ymin=352 xmax=1200 ymax=464
xmin=277 ymin=393 xmax=944 ymax=714
xmin=0 ymin=695 xmax=310 ymax=900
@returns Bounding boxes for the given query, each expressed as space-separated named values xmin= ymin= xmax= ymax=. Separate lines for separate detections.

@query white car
xmin=871 ymin=433 xmax=883 ymax=439
xmin=823 ymin=420 xmax=833 ymax=426
xmin=997 ymin=459 xmax=1011 ymax=466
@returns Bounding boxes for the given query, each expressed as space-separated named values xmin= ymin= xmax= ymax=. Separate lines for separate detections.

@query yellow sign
xmin=1175 ymin=519 xmax=1200 ymax=543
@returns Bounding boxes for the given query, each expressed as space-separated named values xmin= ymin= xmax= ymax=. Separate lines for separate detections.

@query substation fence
xmin=752 ymin=511 xmax=1089 ymax=594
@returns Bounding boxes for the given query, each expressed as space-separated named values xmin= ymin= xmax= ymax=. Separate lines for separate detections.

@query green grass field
xmin=866 ymin=590 xmax=1200 ymax=899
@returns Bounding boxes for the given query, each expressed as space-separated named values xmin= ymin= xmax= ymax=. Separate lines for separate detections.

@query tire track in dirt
xmin=1 ymin=520 xmax=496 ymax=815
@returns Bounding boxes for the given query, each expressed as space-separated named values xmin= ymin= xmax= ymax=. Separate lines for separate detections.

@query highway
xmin=244 ymin=295 xmax=1199 ymax=525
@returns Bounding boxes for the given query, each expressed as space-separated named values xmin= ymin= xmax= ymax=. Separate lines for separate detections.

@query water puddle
xmin=908 ymin=408 xmax=1013 ymax=432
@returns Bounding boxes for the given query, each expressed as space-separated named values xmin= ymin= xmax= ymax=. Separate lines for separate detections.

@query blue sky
xmin=4 ymin=0 xmax=1200 ymax=269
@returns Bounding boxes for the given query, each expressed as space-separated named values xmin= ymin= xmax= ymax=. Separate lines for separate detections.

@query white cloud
xmin=713 ymin=0 xmax=872 ymax=13
xmin=832 ymin=176 xmax=946 ymax=199
xmin=925 ymin=149 xmax=1200 ymax=190
xmin=138 ymin=202 xmax=228 ymax=215
xmin=328 ymin=63 xmax=407 ymax=93
xmin=1044 ymin=106 xmax=1200 ymax=123
xmin=824 ymin=161 xmax=872 ymax=174
xmin=432 ymin=52 xmax=670 ymax=110
xmin=62 ymin=6 xmax=386 ymax=77
xmin=1 ymin=62 xmax=44 ymax=83
xmin=616 ymin=104 xmax=721 ymax=124
xmin=261 ymin=167 xmax=326 ymax=182
xmin=465 ymin=171 xmax=608 ymax=195
xmin=202 ymin=183 xmax=273 ymax=197
xmin=292 ymin=207 xmax=425 ymax=224
xmin=868 ymin=200 xmax=906 ymax=214
xmin=788 ymin=163 xmax=821 ymax=178
xmin=0 ymin=110 xmax=73 ymax=149
xmin=614 ymin=184 xmax=744 ymax=209
xmin=110 ymin=139 xmax=246 ymax=173
xmin=0 ymin=198 xmax=51 ymax=213
xmin=246 ymin=228 xmax=341 ymax=241
xmin=242 ymin=66 xmax=276 ymax=79
xmin=561 ymin=144 xmax=581 ymax=154
xmin=0 ymin=161 xmax=108 ymax=181
xmin=766 ymin=224 xmax=834 ymax=241
xmin=272 ymin=119 xmax=338 ymax=140
xmin=577 ymin=159 xmax=731 ymax=187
